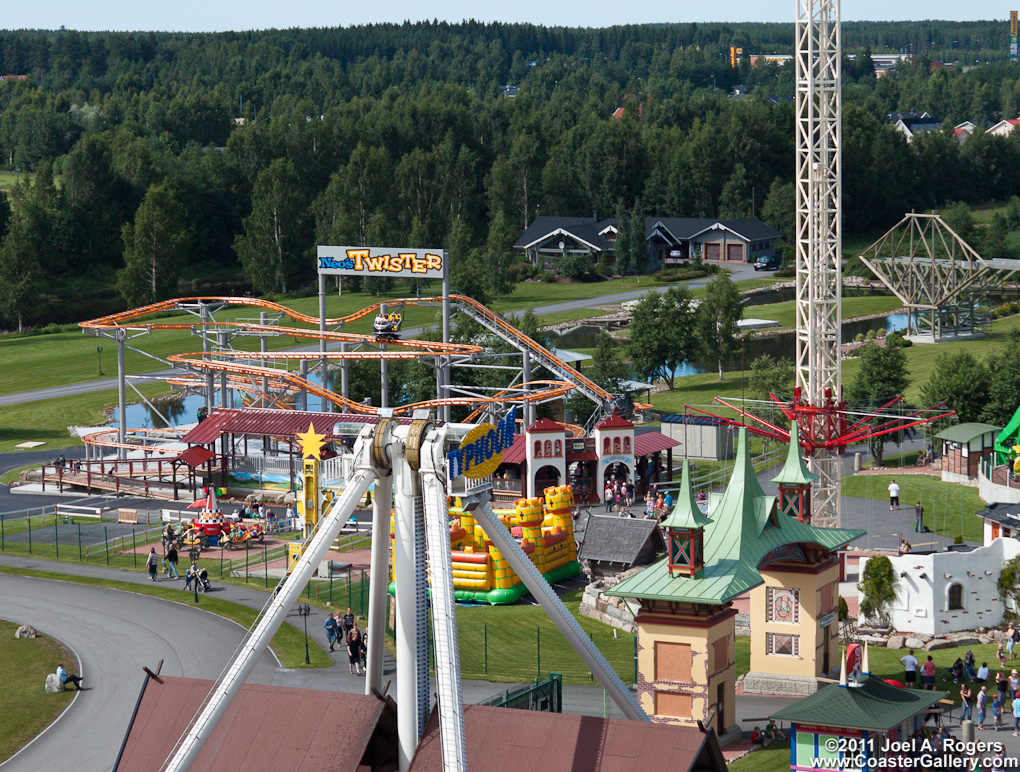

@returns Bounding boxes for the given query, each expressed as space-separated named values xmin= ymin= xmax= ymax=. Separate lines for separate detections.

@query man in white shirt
xmin=977 ymin=662 xmax=991 ymax=682
xmin=900 ymin=649 xmax=919 ymax=688
xmin=888 ymin=479 xmax=900 ymax=511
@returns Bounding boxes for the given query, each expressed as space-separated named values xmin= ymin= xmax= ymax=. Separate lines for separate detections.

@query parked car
xmin=754 ymin=254 xmax=782 ymax=271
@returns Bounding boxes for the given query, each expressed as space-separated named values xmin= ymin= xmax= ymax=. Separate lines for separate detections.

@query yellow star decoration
xmin=296 ymin=422 xmax=326 ymax=460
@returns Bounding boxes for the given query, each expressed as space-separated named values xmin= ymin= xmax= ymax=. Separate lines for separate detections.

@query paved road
xmin=0 ymin=573 xmax=280 ymax=772
xmin=0 ymin=266 xmax=765 ymax=409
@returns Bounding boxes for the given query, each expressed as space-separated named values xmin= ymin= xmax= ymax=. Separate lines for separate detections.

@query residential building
xmin=514 ymin=215 xmax=780 ymax=270
xmin=988 ymin=116 xmax=1020 ymax=137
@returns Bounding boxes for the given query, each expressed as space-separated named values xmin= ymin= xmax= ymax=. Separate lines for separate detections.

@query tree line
xmin=5 ymin=23 xmax=1020 ymax=327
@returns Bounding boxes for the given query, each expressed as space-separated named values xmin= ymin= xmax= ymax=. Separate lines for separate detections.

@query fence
xmin=0 ymin=511 xmax=164 ymax=565
xmin=478 ymin=673 xmax=563 ymax=712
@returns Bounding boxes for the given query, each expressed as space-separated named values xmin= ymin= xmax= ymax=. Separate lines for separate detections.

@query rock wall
xmin=578 ymin=570 xmax=642 ymax=633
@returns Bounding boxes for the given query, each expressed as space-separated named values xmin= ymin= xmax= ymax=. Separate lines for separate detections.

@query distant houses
xmin=513 ymin=215 xmax=781 ymax=272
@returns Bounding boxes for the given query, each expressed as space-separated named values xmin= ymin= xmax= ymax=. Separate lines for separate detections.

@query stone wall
xmin=578 ymin=570 xmax=642 ymax=633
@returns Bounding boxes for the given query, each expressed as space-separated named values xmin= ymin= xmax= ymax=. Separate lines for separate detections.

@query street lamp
xmin=298 ymin=604 xmax=311 ymax=664
xmin=97 ymin=346 xmax=103 ymax=376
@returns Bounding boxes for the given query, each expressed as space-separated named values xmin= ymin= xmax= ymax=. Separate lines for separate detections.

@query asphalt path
xmin=0 ymin=266 xmax=765 ymax=409
xmin=0 ymin=573 xmax=279 ymax=772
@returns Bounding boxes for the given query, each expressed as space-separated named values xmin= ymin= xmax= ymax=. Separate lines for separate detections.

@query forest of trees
xmin=4 ymin=21 xmax=1020 ymax=327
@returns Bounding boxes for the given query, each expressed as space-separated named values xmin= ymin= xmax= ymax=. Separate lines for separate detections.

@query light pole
xmin=298 ymin=604 xmax=311 ymax=664
xmin=97 ymin=346 xmax=103 ymax=376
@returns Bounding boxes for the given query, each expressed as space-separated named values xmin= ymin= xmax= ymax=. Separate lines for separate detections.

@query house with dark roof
xmin=579 ymin=515 xmax=662 ymax=578
xmin=513 ymin=215 xmax=781 ymax=272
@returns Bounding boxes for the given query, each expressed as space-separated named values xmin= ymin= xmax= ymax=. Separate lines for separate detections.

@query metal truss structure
xmin=794 ymin=0 xmax=844 ymax=527
xmin=858 ymin=213 xmax=1019 ymax=341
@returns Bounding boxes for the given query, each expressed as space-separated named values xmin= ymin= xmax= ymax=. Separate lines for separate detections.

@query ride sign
xmin=447 ymin=407 xmax=516 ymax=480
xmin=317 ymin=246 xmax=445 ymax=278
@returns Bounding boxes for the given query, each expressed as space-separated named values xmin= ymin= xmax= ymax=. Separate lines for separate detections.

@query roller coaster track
xmin=78 ymin=295 xmax=610 ymax=448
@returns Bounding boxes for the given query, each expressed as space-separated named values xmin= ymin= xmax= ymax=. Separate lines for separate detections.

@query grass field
xmin=0 ymin=619 xmax=74 ymax=763
xmin=841 ymin=473 xmax=985 ymax=542
xmin=729 ymin=741 xmax=791 ymax=772
xmin=751 ymin=295 xmax=903 ymax=330
xmin=0 ymin=384 xmax=169 ymax=454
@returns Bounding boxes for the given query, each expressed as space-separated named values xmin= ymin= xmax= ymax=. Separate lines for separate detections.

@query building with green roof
xmin=607 ymin=427 xmax=865 ymax=739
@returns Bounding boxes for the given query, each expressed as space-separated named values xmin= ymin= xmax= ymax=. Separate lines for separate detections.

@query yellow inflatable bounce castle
xmin=391 ymin=484 xmax=581 ymax=605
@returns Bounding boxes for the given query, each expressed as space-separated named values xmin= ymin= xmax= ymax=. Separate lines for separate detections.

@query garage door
xmin=726 ymin=243 xmax=744 ymax=261
xmin=704 ymin=243 xmax=721 ymax=261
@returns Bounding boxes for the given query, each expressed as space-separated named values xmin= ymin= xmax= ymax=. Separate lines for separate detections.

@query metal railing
xmin=479 ymin=673 xmax=563 ymax=713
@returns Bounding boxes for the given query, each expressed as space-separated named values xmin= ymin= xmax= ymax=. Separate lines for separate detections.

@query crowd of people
xmin=324 ymin=607 xmax=368 ymax=675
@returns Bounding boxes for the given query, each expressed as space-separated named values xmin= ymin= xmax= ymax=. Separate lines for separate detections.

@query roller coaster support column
xmin=299 ymin=360 xmax=308 ymax=411
xmin=259 ymin=312 xmax=269 ymax=407
xmin=218 ymin=330 xmax=228 ymax=408
xmin=442 ymin=255 xmax=451 ymax=423
xmin=392 ymin=422 xmax=430 ymax=771
xmin=366 ymin=467 xmax=392 ymax=696
xmin=522 ymin=350 xmax=534 ymax=426
xmin=380 ymin=303 xmax=389 ymax=409
xmin=117 ymin=328 xmax=126 ymax=460
xmin=319 ymin=272 xmax=330 ymax=412
xmin=201 ymin=303 xmax=213 ymax=414
xmin=340 ymin=342 xmax=349 ymax=412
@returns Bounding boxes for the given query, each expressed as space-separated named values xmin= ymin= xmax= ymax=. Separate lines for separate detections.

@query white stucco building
xmin=859 ymin=538 xmax=1020 ymax=635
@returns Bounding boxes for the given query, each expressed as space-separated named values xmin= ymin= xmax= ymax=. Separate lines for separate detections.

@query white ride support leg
xmin=392 ymin=440 xmax=430 ymax=771
xmin=466 ymin=493 xmax=648 ymax=722
xmin=161 ymin=442 xmax=376 ymax=772
xmin=419 ymin=427 xmax=467 ymax=772
xmin=366 ymin=472 xmax=392 ymax=695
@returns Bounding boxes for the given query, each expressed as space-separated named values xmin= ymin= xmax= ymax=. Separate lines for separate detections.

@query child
xmin=993 ymin=693 xmax=1004 ymax=732
xmin=999 ymin=642 xmax=1008 ymax=669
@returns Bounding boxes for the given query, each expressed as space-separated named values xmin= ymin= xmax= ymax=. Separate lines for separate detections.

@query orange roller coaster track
xmin=79 ymin=296 xmax=594 ymax=433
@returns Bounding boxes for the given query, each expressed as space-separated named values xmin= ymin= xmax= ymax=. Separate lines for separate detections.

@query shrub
xmin=858 ymin=555 xmax=898 ymax=626
xmin=854 ymin=333 xmax=865 ymax=343
xmin=877 ymin=328 xmax=887 ymax=338
xmin=838 ymin=596 xmax=849 ymax=622
xmin=653 ymin=268 xmax=708 ymax=283
xmin=539 ymin=271 xmax=556 ymax=283
xmin=557 ymin=254 xmax=596 ymax=281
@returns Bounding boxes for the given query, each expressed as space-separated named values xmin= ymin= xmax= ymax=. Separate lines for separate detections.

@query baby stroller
xmin=185 ymin=566 xmax=212 ymax=593
xmin=941 ymin=657 xmax=965 ymax=683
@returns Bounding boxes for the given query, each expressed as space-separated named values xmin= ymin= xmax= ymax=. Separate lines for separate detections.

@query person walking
xmin=888 ymin=479 xmax=900 ymax=510
xmin=342 ymin=607 xmax=355 ymax=641
xmin=346 ymin=626 xmax=364 ymax=676
xmin=604 ymin=484 xmax=613 ymax=513
xmin=900 ymin=649 xmax=919 ymax=688
xmin=913 ymin=501 xmax=924 ymax=532
xmin=324 ymin=613 xmax=339 ymax=653
xmin=145 ymin=547 xmax=159 ymax=581
xmin=960 ymin=682 xmax=973 ymax=722
xmin=1008 ymin=624 xmax=1018 ymax=660
xmin=56 ymin=662 xmax=83 ymax=690
xmin=978 ymin=685 xmax=989 ymax=730
xmin=165 ymin=545 xmax=180 ymax=579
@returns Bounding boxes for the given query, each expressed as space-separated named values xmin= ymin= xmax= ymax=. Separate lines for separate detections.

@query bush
xmin=854 ymin=333 xmax=865 ymax=343
xmin=838 ymin=596 xmax=849 ymax=622
xmin=886 ymin=331 xmax=912 ymax=349
xmin=774 ymin=265 xmax=796 ymax=278
xmin=865 ymin=329 xmax=876 ymax=340
xmin=539 ymin=271 xmax=556 ymax=283
xmin=858 ymin=555 xmax=898 ymax=626
xmin=877 ymin=328 xmax=887 ymax=338
xmin=953 ymin=534 xmax=964 ymax=545
xmin=556 ymin=254 xmax=596 ymax=281
xmin=653 ymin=268 xmax=708 ymax=283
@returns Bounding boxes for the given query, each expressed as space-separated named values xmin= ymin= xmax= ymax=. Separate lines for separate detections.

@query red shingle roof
xmin=595 ymin=413 xmax=634 ymax=430
xmin=175 ymin=446 xmax=214 ymax=468
xmin=180 ymin=408 xmax=409 ymax=445
xmin=633 ymin=430 xmax=680 ymax=458
xmin=408 ymin=705 xmax=727 ymax=772
xmin=501 ymin=434 xmax=527 ymax=465
xmin=116 ymin=676 xmax=394 ymax=772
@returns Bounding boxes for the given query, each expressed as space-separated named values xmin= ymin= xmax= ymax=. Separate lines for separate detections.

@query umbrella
xmin=883 ymin=679 xmax=905 ymax=688
xmin=188 ymin=495 xmax=210 ymax=510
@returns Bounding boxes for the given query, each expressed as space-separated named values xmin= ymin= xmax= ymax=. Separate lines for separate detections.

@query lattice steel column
xmin=795 ymin=0 xmax=842 ymax=527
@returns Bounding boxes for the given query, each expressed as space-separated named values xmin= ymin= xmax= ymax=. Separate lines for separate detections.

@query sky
xmin=1 ymin=1 xmax=1013 ymax=33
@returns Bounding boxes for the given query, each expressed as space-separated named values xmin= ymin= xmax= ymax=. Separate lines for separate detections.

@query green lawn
xmin=751 ymin=295 xmax=903 ymax=330
xmin=0 ymin=384 xmax=170 ymax=454
xmin=455 ymin=588 xmax=636 ymax=685
xmin=840 ymin=473 xmax=985 ymax=542
xmin=729 ymin=741 xmax=791 ymax=772
xmin=0 ymin=619 xmax=74 ymax=763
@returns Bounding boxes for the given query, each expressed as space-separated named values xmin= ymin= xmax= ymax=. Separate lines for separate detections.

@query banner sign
xmin=1012 ymin=12 xmax=1018 ymax=62
xmin=317 ymin=246 xmax=444 ymax=278
xmin=448 ymin=407 xmax=517 ymax=480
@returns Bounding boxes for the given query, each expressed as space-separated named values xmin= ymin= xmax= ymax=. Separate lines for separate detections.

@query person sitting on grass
xmin=750 ymin=727 xmax=765 ymax=747
xmin=765 ymin=721 xmax=785 ymax=743
xmin=977 ymin=662 xmax=991 ymax=682
xmin=56 ymin=662 xmax=82 ymax=690
xmin=964 ymin=650 xmax=977 ymax=682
